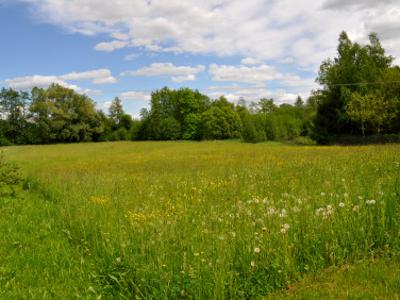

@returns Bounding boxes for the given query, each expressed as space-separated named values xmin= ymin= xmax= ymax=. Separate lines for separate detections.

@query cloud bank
xmin=17 ymin=0 xmax=400 ymax=69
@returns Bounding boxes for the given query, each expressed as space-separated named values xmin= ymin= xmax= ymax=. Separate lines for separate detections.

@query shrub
xmin=291 ymin=136 xmax=317 ymax=145
xmin=0 ymin=153 xmax=22 ymax=198
xmin=0 ymin=136 xmax=11 ymax=146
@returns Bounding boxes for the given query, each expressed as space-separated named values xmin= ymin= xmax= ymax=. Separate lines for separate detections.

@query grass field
xmin=1 ymin=141 xmax=400 ymax=299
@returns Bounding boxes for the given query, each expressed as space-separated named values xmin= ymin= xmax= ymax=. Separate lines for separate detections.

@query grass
xmin=266 ymin=256 xmax=400 ymax=299
xmin=1 ymin=141 xmax=400 ymax=299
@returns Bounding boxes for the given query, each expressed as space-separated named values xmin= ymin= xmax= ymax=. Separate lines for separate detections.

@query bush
xmin=159 ymin=117 xmax=181 ymax=140
xmin=291 ymin=136 xmax=317 ymax=145
xmin=0 ymin=136 xmax=11 ymax=146
xmin=0 ymin=153 xmax=22 ymax=198
xmin=241 ymin=115 xmax=266 ymax=143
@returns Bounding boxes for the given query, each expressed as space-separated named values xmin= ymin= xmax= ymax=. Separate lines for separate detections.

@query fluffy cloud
xmin=240 ymin=57 xmax=262 ymax=66
xmin=4 ymin=75 xmax=103 ymax=97
xmin=16 ymin=0 xmax=400 ymax=69
xmin=95 ymin=40 xmax=129 ymax=52
xmin=5 ymin=69 xmax=116 ymax=94
xmin=207 ymin=85 xmax=302 ymax=104
xmin=209 ymin=64 xmax=282 ymax=84
xmin=322 ymin=0 xmax=395 ymax=10
xmin=60 ymin=69 xmax=117 ymax=84
xmin=120 ymin=91 xmax=151 ymax=101
xmin=5 ymin=75 xmax=77 ymax=90
xmin=122 ymin=63 xmax=205 ymax=82
xmin=124 ymin=53 xmax=138 ymax=61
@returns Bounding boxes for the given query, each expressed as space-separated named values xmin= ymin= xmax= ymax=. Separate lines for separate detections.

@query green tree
xmin=313 ymin=31 xmax=394 ymax=143
xmin=30 ymin=84 xmax=103 ymax=143
xmin=109 ymin=97 xmax=125 ymax=126
xmin=258 ymin=98 xmax=277 ymax=114
xmin=0 ymin=88 xmax=30 ymax=144
xmin=201 ymin=97 xmax=241 ymax=140
xmin=346 ymin=92 xmax=398 ymax=136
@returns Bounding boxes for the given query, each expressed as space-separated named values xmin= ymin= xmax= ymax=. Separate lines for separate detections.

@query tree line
xmin=1 ymin=31 xmax=399 ymax=146
xmin=0 ymin=84 xmax=314 ymax=145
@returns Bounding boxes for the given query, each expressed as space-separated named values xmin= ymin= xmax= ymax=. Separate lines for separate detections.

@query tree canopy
xmin=313 ymin=31 xmax=400 ymax=143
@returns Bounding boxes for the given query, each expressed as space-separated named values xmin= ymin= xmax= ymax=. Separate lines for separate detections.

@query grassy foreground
xmin=266 ymin=256 xmax=400 ymax=299
xmin=1 ymin=141 xmax=400 ymax=299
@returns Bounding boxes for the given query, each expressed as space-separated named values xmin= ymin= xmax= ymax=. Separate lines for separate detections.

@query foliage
xmin=313 ymin=31 xmax=400 ymax=143
xmin=0 ymin=153 xmax=22 ymax=198
xmin=345 ymin=91 xmax=398 ymax=136
xmin=241 ymin=114 xmax=266 ymax=143
xmin=237 ymin=98 xmax=314 ymax=143
xmin=201 ymin=97 xmax=241 ymax=140
xmin=29 ymin=84 xmax=103 ymax=143
xmin=0 ymin=88 xmax=30 ymax=144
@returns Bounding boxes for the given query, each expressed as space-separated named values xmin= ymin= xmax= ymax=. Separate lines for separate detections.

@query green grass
xmin=1 ymin=141 xmax=400 ymax=299
xmin=266 ymin=256 xmax=400 ymax=299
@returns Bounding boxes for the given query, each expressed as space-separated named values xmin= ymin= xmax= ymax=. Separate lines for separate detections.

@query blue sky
xmin=1 ymin=0 xmax=399 ymax=117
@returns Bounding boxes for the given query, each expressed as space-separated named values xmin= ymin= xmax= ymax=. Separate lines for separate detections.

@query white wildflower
xmin=279 ymin=209 xmax=287 ymax=218
xmin=280 ymin=224 xmax=290 ymax=234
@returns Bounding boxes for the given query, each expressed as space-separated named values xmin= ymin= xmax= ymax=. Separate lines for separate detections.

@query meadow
xmin=1 ymin=141 xmax=400 ymax=299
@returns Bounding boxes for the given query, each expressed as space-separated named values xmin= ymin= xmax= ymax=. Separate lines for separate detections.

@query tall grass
xmin=3 ymin=141 xmax=400 ymax=299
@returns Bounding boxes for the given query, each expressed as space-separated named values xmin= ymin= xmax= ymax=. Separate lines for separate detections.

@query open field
xmin=1 ymin=141 xmax=400 ymax=299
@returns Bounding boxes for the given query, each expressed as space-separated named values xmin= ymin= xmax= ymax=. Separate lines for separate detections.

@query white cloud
xmin=124 ymin=53 xmax=138 ymax=61
xmin=322 ymin=0 xmax=395 ymax=10
xmin=209 ymin=64 xmax=282 ymax=84
xmin=95 ymin=40 xmax=129 ymax=52
xmin=122 ymin=63 xmax=205 ymax=82
xmin=4 ymin=68 xmax=116 ymax=94
xmin=240 ymin=57 xmax=262 ymax=66
xmin=279 ymin=57 xmax=295 ymax=64
xmin=84 ymin=89 xmax=103 ymax=97
xmin=14 ymin=0 xmax=400 ymax=73
xmin=207 ymin=86 xmax=303 ymax=104
xmin=5 ymin=75 xmax=77 ymax=90
xmin=110 ymin=32 xmax=130 ymax=41
xmin=98 ymin=101 xmax=112 ymax=111
xmin=172 ymin=74 xmax=196 ymax=83
xmin=60 ymin=69 xmax=117 ymax=84
xmin=4 ymin=75 xmax=105 ymax=97
xmin=120 ymin=91 xmax=151 ymax=101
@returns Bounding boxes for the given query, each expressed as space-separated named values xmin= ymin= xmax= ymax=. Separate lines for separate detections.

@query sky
xmin=1 ymin=0 xmax=399 ymax=117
